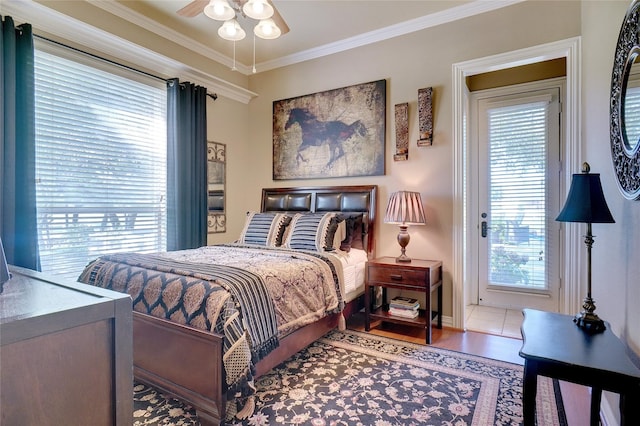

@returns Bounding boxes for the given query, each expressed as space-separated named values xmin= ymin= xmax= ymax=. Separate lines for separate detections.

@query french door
xmin=472 ymin=83 xmax=562 ymax=311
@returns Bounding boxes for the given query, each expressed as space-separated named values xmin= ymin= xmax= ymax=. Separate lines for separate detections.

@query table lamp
xmin=384 ymin=191 xmax=426 ymax=263
xmin=555 ymin=162 xmax=615 ymax=333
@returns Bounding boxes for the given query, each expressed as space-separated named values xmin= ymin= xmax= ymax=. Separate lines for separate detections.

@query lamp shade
xmin=203 ymin=0 xmax=235 ymax=21
xmin=556 ymin=163 xmax=615 ymax=224
xmin=243 ymin=0 xmax=274 ymax=20
xmin=218 ymin=19 xmax=246 ymax=41
xmin=254 ymin=18 xmax=281 ymax=39
xmin=384 ymin=191 xmax=426 ymax=225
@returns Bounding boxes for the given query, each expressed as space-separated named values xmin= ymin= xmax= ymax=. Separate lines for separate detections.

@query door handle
xmin=481 ymin=212 xmax=490 ymax=238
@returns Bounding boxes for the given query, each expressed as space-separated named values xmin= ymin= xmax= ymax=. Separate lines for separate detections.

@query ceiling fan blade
xmin=177 ymin=0 xmax=209 ymax=17
xmin=268 ymin=0 xmax=289 ymax=35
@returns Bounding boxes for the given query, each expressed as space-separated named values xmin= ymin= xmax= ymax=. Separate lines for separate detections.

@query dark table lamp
xmin=556 ymin=162 xmax=615 ymax=333
xmin=0 ymin=237 xmax=12 ymax=293
xmin=384 ymin=191 xmax=426 ymax=263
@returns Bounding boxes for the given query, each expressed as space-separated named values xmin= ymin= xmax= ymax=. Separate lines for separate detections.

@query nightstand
xmin=364 ymin=257 xmax=442 ymax=344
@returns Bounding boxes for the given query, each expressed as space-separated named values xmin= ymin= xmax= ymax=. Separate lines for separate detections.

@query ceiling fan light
xmin=254 ymin=18 xmax=281 ymax=39
xmin=242 ymin=0 xmax=274 ymax=20
xmin=204 ymin=0 xmax=235 ymax=21
xmin=218 ymin=19 xmax=246 ymax=41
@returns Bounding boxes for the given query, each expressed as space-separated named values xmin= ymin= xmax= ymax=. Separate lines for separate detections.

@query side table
xmin=519 ymin=308 xmax=640 ymax=426
xmin=364 ymin=257 xmax=442 ymax=344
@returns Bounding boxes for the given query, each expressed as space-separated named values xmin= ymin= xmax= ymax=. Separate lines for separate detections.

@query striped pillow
xmin=284 ymin=212 xmax=342 ymax=251
xmin=238 ymin=212 xmax=291 ymax=247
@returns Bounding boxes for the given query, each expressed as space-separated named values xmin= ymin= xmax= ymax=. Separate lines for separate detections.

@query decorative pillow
xmin=284 ymin=212 xmax=342 ymax=251
xmin=237 ymin=212 xmax=292 ymax=247
xmin=339 ymin=214 xmax=364 ymax=252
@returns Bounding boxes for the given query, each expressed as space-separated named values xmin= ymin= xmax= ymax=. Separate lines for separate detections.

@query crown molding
xmin=79 ymin=0 xmax=525 ymax=75
xmin=89 ymin=0 xmax=253 ymax=75
xmin=257 ymin=0 xmax=526 ymax=72
xmin=0 ymin=0 xmax=257 ymax=103
xmin=2 ymin=0 xmax=525 ymax=80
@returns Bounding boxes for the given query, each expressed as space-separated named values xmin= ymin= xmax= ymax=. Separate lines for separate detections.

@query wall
xmin=582 ymin=1 xmax=640 ymax=421
xmin=245 ymin=1 xmax=581 ymax=319
xmin=206 ymin=95 xmax=250 ymax=245
xmin=12 ymin=1 xmax=638 ymax=374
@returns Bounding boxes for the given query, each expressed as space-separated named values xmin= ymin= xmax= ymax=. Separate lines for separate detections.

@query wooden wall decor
xmin=417 ymin=87 xmax=433 ymax=146
xmin=394 ymin=102 xmax=409 ymax=161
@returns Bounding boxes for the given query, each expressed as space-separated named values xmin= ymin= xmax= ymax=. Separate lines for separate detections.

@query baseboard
xmin=442 ymin=315 xmax=454 ymax=328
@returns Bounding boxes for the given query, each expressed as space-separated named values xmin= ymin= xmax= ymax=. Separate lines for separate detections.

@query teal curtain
xmin=166 ymin=78 xmax=208 ymax=251
xmin=0 ymin=16 xmax=40 ymax=270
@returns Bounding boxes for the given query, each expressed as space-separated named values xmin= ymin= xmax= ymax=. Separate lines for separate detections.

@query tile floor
xmin=465 ymin=305 xmax=523 ymax=339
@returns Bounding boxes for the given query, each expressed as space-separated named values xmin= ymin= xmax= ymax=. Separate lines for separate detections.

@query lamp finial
xmin=582 ymin=162 xmax=590 ymax=173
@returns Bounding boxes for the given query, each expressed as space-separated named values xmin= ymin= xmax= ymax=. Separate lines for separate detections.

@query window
xmin=34 ymin=42 xmax=167 ymax=279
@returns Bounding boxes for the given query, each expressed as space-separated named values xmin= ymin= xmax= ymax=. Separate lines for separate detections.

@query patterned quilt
xmin=78 ymin=243 xmax=343 ymax=420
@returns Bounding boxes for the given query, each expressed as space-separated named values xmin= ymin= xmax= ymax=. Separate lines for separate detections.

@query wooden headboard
xmin=261 ymin=185 xmax=377 ymax=258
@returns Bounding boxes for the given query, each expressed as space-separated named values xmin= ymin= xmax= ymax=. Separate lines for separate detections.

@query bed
xmin=78 ymin=185 xmax=377 ymax=425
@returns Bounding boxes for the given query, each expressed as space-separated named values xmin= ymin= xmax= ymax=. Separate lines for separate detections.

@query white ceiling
xmin=92 ymin=0 xmax=524 ymax=75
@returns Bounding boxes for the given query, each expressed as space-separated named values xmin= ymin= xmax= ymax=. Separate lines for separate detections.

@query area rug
xmin=133 ymin=329 xmax=566 ymax=425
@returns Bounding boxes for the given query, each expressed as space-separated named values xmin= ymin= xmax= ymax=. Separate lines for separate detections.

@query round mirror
xmin=611 ymin=0 xmax=640 ymax=200
xmin=623 ymin=52 xmax=640 ymax=153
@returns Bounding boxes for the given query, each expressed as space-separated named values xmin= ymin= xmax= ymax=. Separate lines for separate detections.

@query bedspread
xmin=78 ymin=244 xmax=343 ymax=420
xmin=159 ymin=244 xmax=344 ymax=337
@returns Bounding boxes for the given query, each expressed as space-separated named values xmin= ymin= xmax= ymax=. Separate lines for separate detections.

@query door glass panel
xmin=487 ymin=101 xmax=548 ymax=289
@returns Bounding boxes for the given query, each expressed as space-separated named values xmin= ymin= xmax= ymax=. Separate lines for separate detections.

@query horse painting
xmin=285 ymin=108 xmax=367 ymax=168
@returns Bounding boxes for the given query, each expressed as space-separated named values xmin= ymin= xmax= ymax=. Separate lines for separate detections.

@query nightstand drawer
xmin=367 ymin=265 xmax=427 ymax=286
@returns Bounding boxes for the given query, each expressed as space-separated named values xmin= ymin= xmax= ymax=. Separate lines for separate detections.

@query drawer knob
xmin=390 ymin=274 xmax=403 ymax=281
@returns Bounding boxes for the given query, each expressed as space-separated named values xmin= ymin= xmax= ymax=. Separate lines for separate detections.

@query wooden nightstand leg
xmin=425 ymin=282 xmax=432 ymax=345
xmin=437 ymin=284 xmax=442 ymax=328
xmin=364 ymin=284 xmax=371 ymax=331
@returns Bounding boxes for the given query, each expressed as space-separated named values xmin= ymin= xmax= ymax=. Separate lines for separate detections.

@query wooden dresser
xmin=0 ymin=266 xmax=133 ymax=425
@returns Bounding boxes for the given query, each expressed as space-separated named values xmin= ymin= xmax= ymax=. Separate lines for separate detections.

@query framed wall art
xmin=207 ymin=141 xmax=226 ymax=234
xmin=273 ymin=79 xmax=386 ymax=180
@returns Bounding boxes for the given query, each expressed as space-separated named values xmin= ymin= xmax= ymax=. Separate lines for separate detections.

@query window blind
xmin=487 ymin=101 xmax=549 ymax=289
xmin=34 ymin=47 xmax=167 ymax=279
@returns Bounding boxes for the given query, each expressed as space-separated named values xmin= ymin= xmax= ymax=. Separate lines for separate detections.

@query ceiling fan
xmin=177 ymin=0 xmax=290 ymax=36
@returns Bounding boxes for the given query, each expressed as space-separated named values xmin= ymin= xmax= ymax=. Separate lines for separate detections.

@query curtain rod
xmin=34 ymin=34 xmax=218 ymax=100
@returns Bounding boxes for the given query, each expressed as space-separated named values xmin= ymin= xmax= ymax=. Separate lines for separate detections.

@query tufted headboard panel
xmin=261 ymin=185 xmax=377 ymax=257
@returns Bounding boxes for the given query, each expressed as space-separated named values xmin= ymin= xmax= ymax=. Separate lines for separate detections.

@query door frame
xmin=452 ymin=36 xmax=583 ymax=330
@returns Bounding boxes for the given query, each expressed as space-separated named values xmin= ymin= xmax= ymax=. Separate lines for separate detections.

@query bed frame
xmin=131 ymin=185 xmax=377 ymax=425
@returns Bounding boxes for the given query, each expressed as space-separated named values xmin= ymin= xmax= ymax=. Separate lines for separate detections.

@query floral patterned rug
xmin=133 ymin=329 xmax=566 ymax=426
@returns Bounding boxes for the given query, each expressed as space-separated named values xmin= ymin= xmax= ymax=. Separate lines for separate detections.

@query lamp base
xmin=395 ymin=225 xmax=412 ymax=263
xmin=573 ymin=311 xmax=606 ymax=334
xmin=395 ymin=253 xmax=412 ymax=263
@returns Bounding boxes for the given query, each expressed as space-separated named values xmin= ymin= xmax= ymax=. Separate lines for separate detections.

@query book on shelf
xmin=389 ymin=296 xmax=419 ymax=310
xmin=388 ymin=306 xmax=420 ymax=318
